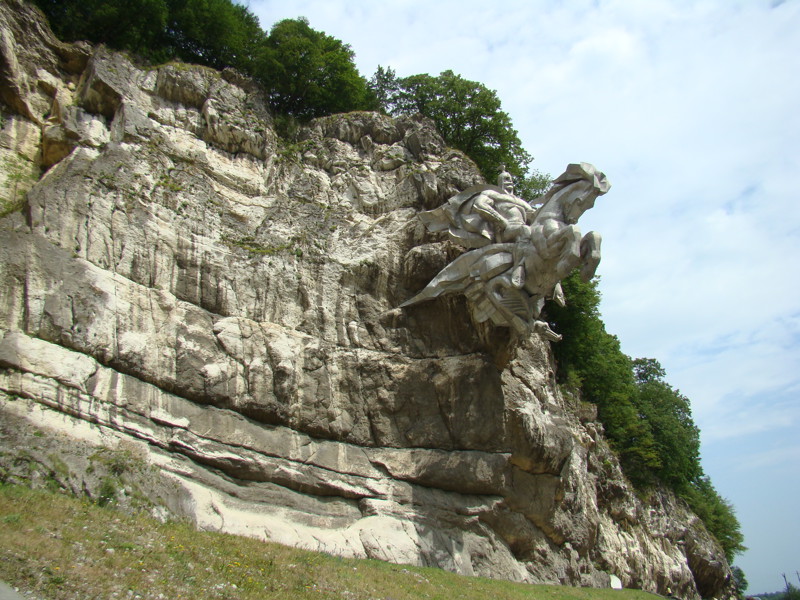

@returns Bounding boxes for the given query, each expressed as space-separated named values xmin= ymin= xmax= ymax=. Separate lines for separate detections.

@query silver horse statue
xmin=401 ymin=163 xmax=610 ymax=339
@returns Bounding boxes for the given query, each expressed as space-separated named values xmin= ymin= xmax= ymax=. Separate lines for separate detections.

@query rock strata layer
xmin=0 ymin=2 xmax=732 ymax=597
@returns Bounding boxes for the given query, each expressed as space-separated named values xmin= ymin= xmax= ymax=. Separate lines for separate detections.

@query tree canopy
xmin=31 ymin=0 xmax=375 ymax=120
xmin=255 ymin=18 xmax=375 ymax=120
xmin=633 ymin=359 xmax=703 ymax=492
xmin=32 ymin=0 xmax=169 ymax=56
xmin=163 ymin=0 xmax=264 ymax=71
xmin=371 ymin=67 xmax=549 ymax=202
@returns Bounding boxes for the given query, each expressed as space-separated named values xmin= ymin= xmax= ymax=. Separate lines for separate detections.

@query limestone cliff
xmin=0 ymin=1 xmax=733 ymax=597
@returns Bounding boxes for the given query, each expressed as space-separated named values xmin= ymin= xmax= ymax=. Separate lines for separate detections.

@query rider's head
xmin=497 ymin=166 xmax=514 ymax=195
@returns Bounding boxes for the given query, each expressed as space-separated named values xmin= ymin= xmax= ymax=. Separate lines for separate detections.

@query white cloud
xmin=737 ymin=438 xmax=800 ymax=471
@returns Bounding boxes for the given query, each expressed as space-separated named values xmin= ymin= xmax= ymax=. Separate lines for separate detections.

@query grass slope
xmin=0 ymin=484 xmax=660 ymax=600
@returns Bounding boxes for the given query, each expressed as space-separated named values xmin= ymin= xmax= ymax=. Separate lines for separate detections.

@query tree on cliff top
xmin=255 ymin=18 xmax=376 ymax=120
xmin=32 ymin=0 xmax=170 ymax=55
xmin=33 ymin=0 xmax=264 ymax=69
xmin=163 ymin=0 xmax=265 ymax=72
xmin=32 ymin=0 xmax=375 ymax=120
xmin=371 ymin=67 xmax=549 ymax=202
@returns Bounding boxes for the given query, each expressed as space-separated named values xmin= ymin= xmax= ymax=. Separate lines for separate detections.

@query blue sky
xmin=249 ymin=0 xmax=800 ymax=592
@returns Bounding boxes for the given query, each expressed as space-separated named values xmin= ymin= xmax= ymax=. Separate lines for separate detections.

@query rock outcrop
xmin=0 ymin=2 xmax=733 ymax=597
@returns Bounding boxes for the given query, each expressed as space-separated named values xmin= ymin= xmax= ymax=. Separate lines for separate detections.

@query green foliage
xmin=546 ymin=272 xmax=744 ymax=561
xmin=762 ymin=585 xmax=800 ymax=600
xmin=633 ymin=359 xmax=702 ymax=492
xmin=162 ymin=0 xmax=264 ymax=71
xmin=637 ymin=382 xmax=701 ymax=489
xmin=369 ymin=65 xmax=399 ymax=113
xmin=33 ymin=0 xmax=263 ymax=68
xmin=516 ymin=169 xmax=552 ymax=205
xmin=632 ymin=357 xmax=666 ymax=383
xmin=786 ymin=583 xmax=800 ymax=600
xmin=96 ymin=477 xmax=118 ymax=506
xmin=373 ymin=67 xmax=549 ymax=202
xmin=683 ymin=477 xmax=746 ymax=563
xmin=156 ymin=174 xmax=184 ymax=192
xmin=731 ymin=566 xmax=748 ymax=597
xmin=1 ymin=153 xmax=37 ymax=217
xmin=32 ymin=0 xmax=169 ymax=59
xmin=32 ymin=1 xmax=373 ymax=122
xmin=33 ymin=0 xmax=264 ymax=69
xmin=255 ymin=18 xmax=376 ymax=120
xmin=392 ymin=70 xmax=530 ymax=176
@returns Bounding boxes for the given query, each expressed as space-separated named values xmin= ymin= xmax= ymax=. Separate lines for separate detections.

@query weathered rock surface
xmin=0 ymin=1 xmax=733 ymax=597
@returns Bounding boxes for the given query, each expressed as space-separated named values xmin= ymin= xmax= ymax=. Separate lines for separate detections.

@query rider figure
xmin=472 ymin=166 xmax=533 ymax=243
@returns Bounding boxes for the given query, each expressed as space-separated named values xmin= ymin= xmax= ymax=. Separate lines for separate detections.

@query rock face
xmin=0 ymin=2 xmax=733 ymax=597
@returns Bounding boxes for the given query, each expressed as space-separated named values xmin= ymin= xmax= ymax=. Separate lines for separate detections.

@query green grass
xmin=0 ymin=483 xmax=659 ymax=600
